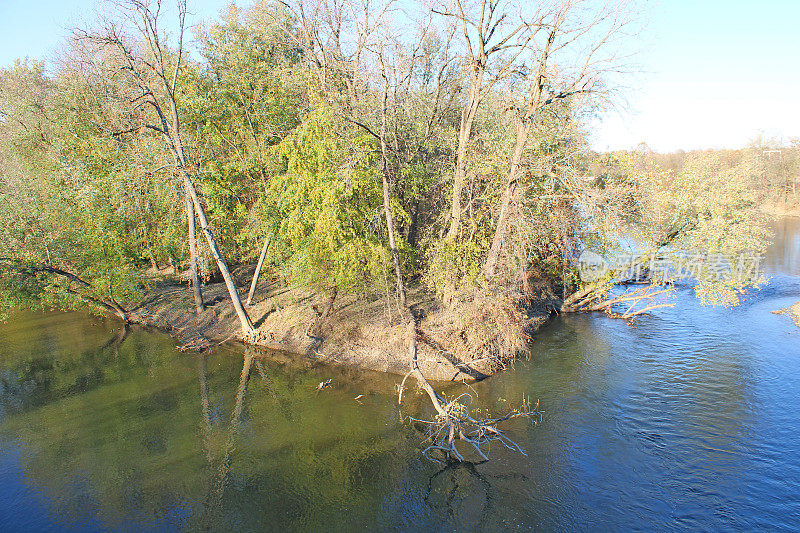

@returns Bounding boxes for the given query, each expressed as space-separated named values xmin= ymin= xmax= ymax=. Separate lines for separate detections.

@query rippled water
xmin=0 ymin=219 xmax=799 ymax=531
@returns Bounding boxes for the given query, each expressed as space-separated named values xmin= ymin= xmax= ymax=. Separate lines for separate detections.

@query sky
xmin=591 ymin=0 xmax=800 ymax=152
xmin=1 ymin=0 xmax=798 ymax=153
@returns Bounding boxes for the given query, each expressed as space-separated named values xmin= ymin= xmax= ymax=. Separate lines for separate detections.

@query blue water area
xmin=0 ymin=218 xmax=798 ymax=531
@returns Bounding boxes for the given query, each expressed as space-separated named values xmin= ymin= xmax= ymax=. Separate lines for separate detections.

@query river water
xmin=0 ymin=219 xmax=798 ymax=531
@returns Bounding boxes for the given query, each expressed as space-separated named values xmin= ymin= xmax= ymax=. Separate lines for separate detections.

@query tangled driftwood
xmin=399 ymin=320 xmax=541 ymax=462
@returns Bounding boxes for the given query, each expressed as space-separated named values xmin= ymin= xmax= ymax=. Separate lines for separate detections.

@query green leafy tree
xmin=0 ymin=60 xmax=147 ymax=320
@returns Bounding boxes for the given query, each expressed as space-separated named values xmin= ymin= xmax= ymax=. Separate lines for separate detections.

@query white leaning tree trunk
xmin=75 ymin=0 xmax=257 ymax=334
xmin=246 ymin=232 xmax=273 ymax=307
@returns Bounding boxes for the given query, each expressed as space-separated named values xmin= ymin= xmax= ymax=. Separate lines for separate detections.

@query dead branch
xmin=564 ymin=282 xmax=675 ymax=318
xmin=399 ymin=318 xmax=541 ymax=463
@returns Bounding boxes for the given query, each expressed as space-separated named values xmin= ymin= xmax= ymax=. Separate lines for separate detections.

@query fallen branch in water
xmin=563 ymin=283 xmax=676 ymax=319
xmin=399 ymin=319 xmax=542 ymax=463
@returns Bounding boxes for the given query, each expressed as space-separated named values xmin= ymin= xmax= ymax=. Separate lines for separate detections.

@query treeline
xmin=0 ymin=0 xmax=774 ymax=329
xmin=591 ymin=141 xmax=800 ymax=205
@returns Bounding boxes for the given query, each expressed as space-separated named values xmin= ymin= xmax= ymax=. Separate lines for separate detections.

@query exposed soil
xmin=128 ymin=268 xmax=550 ymax=382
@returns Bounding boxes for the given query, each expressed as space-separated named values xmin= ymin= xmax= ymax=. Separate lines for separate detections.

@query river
xmin=0 ymin=219 xmax=798 ymax=531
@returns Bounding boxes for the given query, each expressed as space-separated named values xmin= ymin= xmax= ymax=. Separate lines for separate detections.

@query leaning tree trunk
xmin=380 ymin=121 xmax=407 ymax=308
xmin=446 ymin=66 xmax=484 ymax=241
xmin=246 ymin=231 xmax=273 ymax=307
xmin=185 ymin=185 xmax=204 ymax=313
xmin=483 ymin=120 xmax=531 ymax=279
xmin=483 ymin=27 xmax=555 ymax=280
xmin=1 ymin=259 xmax=130 ymax=322
xmin=560 ymin=225 xmax=688 ymax=313
xmin=245 ymin=189 xmax=286 ymax=307
xmin=182 ymin=172 xmax=255 ymax=334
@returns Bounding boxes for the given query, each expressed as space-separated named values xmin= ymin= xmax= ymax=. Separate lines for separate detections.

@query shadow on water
xmin=0 ymin=217 xmax=798 ymax=531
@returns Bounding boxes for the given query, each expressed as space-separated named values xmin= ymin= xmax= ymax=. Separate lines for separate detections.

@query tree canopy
xmin=0 ymin=0 xmax=786 ymax=324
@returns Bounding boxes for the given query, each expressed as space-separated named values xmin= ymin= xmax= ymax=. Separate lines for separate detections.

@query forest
xmin=1 ymin=0 xmax=794 ymax=459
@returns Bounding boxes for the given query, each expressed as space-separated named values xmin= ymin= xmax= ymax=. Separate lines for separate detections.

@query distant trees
xmin=625 ymin=140 xmax=800 ymax=208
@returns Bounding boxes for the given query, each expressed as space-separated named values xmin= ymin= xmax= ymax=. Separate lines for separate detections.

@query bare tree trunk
xmin=483 ymin=122 xmax=531 ymax=279
xmin=446 ymin=67 xmax=484 ymax=241
xmin=439 ymin=0 xmax=532 ymax=242
xmin=106 ymin=298 xmax=128 ymax=322
xmin=381 ymin=168 xmax=407 ymax=309
xmin=183 ymin=172 xmax=255 ymax=334
xmin=482 ymin=24 xmax=553 ymax=280
xmin=246 ymin=189 xmax=286 ymax=306
xmin=561 ymin=225 xmax=689 ymax=313
xmin=168 ymin=61 xmax=252 ymax=330
xmin=246 ymin=232 xmax=273 ymax=307
xmin=69 ymin=287 xmax=128 ymax=321
xmin=379 ymin=60 xmax=407 ymax=308
xmin=83 ymin=0 xmax=251 ymax=330
xmin=377 ymin=55 xmax=537 ymax=462
xmin=186 ymin=185 xmax=204 ymax=313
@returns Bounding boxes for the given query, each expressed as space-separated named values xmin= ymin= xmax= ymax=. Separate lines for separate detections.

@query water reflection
xmin=0 ymin=318 xmax=430 ymax=530
xmin=0 ymin=219 xmax=798 ymax=530
xmin=765 ymin=216 xmax=800 ymax=275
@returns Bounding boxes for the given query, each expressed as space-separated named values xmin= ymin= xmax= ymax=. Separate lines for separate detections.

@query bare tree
xmin=377 ymin=50 xmax=408 ymax=309
xmin=482 ymin=0 xmax=635 ymax=280
xmin=276 ymin=0 xmax=393 ymax=107
xmin=76 ymin=0 xmax=255 ymax=332
xmin=433 ymin=0 xmax=537 ymax=241
xmin=370 ymin=31 xmax=539 ymax=462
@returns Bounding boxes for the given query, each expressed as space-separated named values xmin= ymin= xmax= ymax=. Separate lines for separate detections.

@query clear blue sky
xmin=1 ymin=0 xmax=798 ymax=152
xmin=593 ymin=0 xmax=800 ymax=152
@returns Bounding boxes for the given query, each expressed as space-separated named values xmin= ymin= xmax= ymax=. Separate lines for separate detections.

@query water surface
xmin=0 ymin=219 xmax=799 ymax=531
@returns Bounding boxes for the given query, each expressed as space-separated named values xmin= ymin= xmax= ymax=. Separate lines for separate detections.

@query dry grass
xmin=422 ymin=285 xmax=546 ymax=376
xmin=457 ymin=290 xmax=532 ymax=371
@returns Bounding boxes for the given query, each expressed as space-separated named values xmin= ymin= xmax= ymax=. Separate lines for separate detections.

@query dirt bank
xmin=129 ymin=270 xmax=550 ymax=382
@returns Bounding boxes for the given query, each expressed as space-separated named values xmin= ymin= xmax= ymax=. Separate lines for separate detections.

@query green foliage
xmin=263 ymin=102 xmax=406 ymax=292
xmin=183 ymin=1 xmax=306 ymax=257
xmin=607 ymin=150 xmax=772 ymax=305
xmin=0 ymin=59 xmax=148 ymax=318
xmin=0 ymin=0 xmax=784 ymax=321
xmin=426 ymin=239 xmax=488 ymax=298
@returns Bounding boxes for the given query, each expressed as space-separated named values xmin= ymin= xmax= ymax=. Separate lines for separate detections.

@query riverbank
xmin=761 ymin=200 xmax=800 ymax=218
xmin=128 ymin=270 xmax=551 ymax=382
